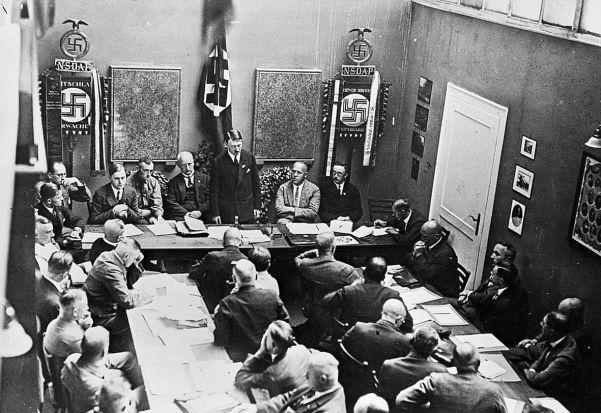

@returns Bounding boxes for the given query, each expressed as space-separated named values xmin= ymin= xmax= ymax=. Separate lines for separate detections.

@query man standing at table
xmin=318 ymin=161 xmax=362 ymax=224
xmin=210 ymin=130 xmax=261 ymax=224
xmin=126 ymin=156 xmax=164 ymax=224
xmin=89 ymin=163 xmax=142 ymax=225
xmin=374 ymin=198 xmax=427 ymax=254
xmin=164 ymin=151 xmax=210 ymax=221
xmin=275 ymin=161 xmax=320 ymax=224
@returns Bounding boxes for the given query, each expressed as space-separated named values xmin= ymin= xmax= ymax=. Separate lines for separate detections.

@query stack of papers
xmin=422 ymin=304 xmax=468 ymax=326
xmin=352 ymin=226 xmax=373 ymax=238
xmin=188 ymin=360 xmax=242 ymax=392
xmin=480 ymin=354 xmax=521 ymax=382
xmin=147 ymin=220 xmax=177 ymax=235
xmin=286 ymin=223 xmax=329 ymax=235
xmin=409 ymin=308 xmax=433 ymax=325
xmin=372 ymin=227 xmax=391 ymax=236
xmin=450 ymin=333 xmax=508 ymax=352
xmin=478 ymin=358 xmax=506 ymax=379
xmin=240 ymin=229 xmax=270 ymax=243
xmin=184 ymin=215 xmax=207 ymax=231
xmin=398 ymin=287 xmax=442 ymax=307
xmin=207 ymin=226 xmax=231 ymax=240
xmin=329 ymin=220 xmax=353 ymax=234
xmin=81 ymin=232 xmax=104 ymax=243
xmin=530 ymin=397 xmax=570 ymax=413
xmin=335 ymin=235 xmax=359 ymax=245
xmin=123 ymin=224 xmax=144 ymax=237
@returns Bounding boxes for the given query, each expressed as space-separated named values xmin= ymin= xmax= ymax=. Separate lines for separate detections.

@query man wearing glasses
xmin=318 ymin=162 xmax=363 ymax=224
xmin=35 ymin=161 xmax=91 ymax=209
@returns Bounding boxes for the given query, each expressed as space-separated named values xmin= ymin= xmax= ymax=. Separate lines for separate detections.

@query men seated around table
xmin=235 ymin=320 xmax=312 ymax=398
xmin=506 ymin=311 xmax=582 ymax=403
xmin=214 ymin=259 xmax=289 ymax=362
xmin=210 ymin=129 xmax=261 ymax=224
xmin=377 ymin=326 xmax=446 ymax=408
xmin=458 ymin=261 xmax=529 ymax=346
xmin=84 ymin=238 xmax=153 ymax=352
xmin=374 ymin=198 xmax=427 ymax=254
xmin=36 ymin=250 xmax=73 ymax=332
xmin=396 ymin=342 xmax=507 ymax=413
xmin=341 ymin=299 xmax=412 ymax=369
xmin=318 ymin=161 xmax=363 ymax=223
xmin=126 ymin=156 xmax=164 ymax=224
xmin=36 ymin=183 xmax=85 ymax=247
xmin=89 ymin=163 xmax=142 ymax=224
xmin=35 ymin=215 xmax=87 ymax=283
xmin=34 ymin=160 xmax=91 ymax=209
xmin=294 ymin=231 xmax=361 ymax=340
xmin=232 ymin=246 xmax=279 ymax=296
xmin=61 ymin=326 xmax=145 ymax=413
xmin=275 ymin=161 xmax=320 ymax=224
xmin=407 ymin=219 xmax=459 ymax=298
xmin=354 ymin=394 xmax=390 ymax=413
xmin=322 ymin=256 xmax=412 ymax=335
xmin=231 ymin=352 xmax=345 ymax=413
xmin=164 ymin=151 xmax=210 ymax=221
xmin=189 ymin=227 xmax=246 ymax=313
xmin=44 ymin=289 xmax=93 ymax=361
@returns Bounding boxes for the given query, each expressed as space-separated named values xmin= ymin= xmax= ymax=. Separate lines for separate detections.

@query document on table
xmin=189 ymin=360 xmax=242 ymax=392
xmin=530 ymin=397 xmax=570 ymax=413
xmin=136 ymin=344 xmax=197 ymax=365
xmin=504 ymin=398 xmax=526 ymax=413
xmin=240 ymin=229 xmax=270 ymax=243
xmin=207 ymin=225 xmax=231 ymax=240
xmin=159 ymin=327 xmax=214 ymax=346
xmin=352 ymin=225 xmax=374 ymax=238
xmin=480 ymin=353 xmax=521 ymax=382
xmin=335 ymin=235 xmax=359 ymax=245
xmin=478 ymin=358 xmax=506 ymax=379
xmin=123 ymin=223 xmax=144 ymax=237
xmin=409 ymin=308 xmax=433 ymax=325
xmin=329 ymin=219 xmax=353 ymax=234
xmin=286 ymin=223 xmax=329 ymax=235
xmin=134 ymin=273 xmax=180 ymax=293
xmin=182 ymin=393 xmax=240 ymax=412
xmin=398 ymin=287 xmax=442 ymax=307
xmin=450 ymin=333 xmax=508 ymax=352
xmin=184 ymin=215 xmax=207 ymax=231
xmin=143 ymin=363 xmax=196 ymax=395
xmin=372 ymin=227 xmax=391 ymax=236
xmin=422 ymin=304 xmax=469 ymax=326
xmin=81 ymin=232 xmax=104 ymax=243
xmin=147 ymin=220 xmax=177 ymax=235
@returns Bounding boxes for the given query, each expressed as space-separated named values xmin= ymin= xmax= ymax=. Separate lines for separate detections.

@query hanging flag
xmin=198 ymin=36 xmax=232 ymax=149
xmin=90 ymin=67 xmax=106 ymax=171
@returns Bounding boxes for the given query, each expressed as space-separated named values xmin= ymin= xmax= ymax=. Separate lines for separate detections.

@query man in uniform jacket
xmin=318 ymin=162 xmax=362 ymax=223
xmin=164 ymin=151 xmax=210 ymax=221
xmin=89 ymin=163 xmax=142 ymax=225
xmin=275 ymin=161 xmax=320 ymax=223
xmin=210 ymin=130 xmax=261 ymax=224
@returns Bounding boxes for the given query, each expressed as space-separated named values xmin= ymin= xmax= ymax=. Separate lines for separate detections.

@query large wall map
xmin=111 ymin=66 xmax=180 ymax=161
xmin=571 ymin=152 xmax=601 ymax=258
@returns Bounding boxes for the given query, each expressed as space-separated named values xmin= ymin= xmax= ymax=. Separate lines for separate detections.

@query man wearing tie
xmin=36 ymin=183 xmax=84 ymax=245
xmin=374 ymin=198 xmax=427 ymax=253
xmin=210 ymin=130 xmax=261 ymax=224
xmin=164 ymin=151 xmax=210 ymax=221
xmin=275 ymin=161 xmax=320 ymax=224
xmin=318 ymin=162 xmax=363 ymax=223
xmin=89 ymin=163 xmax=142 ymax=225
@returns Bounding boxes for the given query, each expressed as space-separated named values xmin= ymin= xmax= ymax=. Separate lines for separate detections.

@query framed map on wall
xmin=111 ymin=66 xmax=180 ymax=161
xmin=570 ymin=151 xmax=601 ymax=258
xmin=253 ymin=68 xmax=322 ymax=161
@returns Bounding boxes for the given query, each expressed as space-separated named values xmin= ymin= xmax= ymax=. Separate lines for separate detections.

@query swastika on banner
xmin=61 ymin=87 xmax=91 ymax=123
xmin=340 ymin=93 xmax=369 ymax=127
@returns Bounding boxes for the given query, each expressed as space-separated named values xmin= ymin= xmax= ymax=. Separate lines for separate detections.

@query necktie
xmin=116 ymin=190 xmax=122 ymax=202
xmin=186 ymin=176 xmax=193 ymax=188
xmin=337 ymin=184 xmax=343 ymax=195
xmin=294 ymin=186 xmax=300 ymax=208
xmin=234 ymin=156 xmax=239 ymax=167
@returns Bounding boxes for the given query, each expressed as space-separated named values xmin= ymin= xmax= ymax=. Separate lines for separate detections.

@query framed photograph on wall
xmin=508 ymin=199 xmax=526 ymax=235
xmin=418 ymin=77 xmax=433 ymax=104
xmin=411 ymin=131 xmax=425 ymax=157
xmin=569 ymin=152 xmax=601 ymax=258
xmin=414 ymin=104 xmax=429 ymax=132
xmin=520 ymin=135 xmax=537 ymax=160
xmin=512 ymin=165 xmax=534 ymax=198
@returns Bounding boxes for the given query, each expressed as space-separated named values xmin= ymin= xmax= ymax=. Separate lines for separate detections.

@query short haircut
xmin=332 ymin=161 xmax=347 ymax=172
xmin=392 ymin=198 xmax=411 ymax=212
xmin=108 ymin=163 xmax=125 ymax=176
xmin=40 ymin=183 xmax=61 ymax=201
xmin=498 ymin=241 xmax=517 ymax=261
xmin=226 ymin=129 xmax=243 ymax=142
xmin=546 ymin=311 xmax=570 ymax=336
xmin=81 ymin=326 xmax=109 ymax=358
xmin=59 ymin=289 xmax=86 ymax=308
xmin=223 ymin=228 xmax=242 ymax=246
xmin=410 ymin=326 xmax=440 ymax=357
xmin=353 ymin=393 xmax=389 ymax=413
xmin=316 ymin=231 xmax=335 ymax=254
xmin=50 ymin=161 xmax=65 ymax=173
xmin=453 ymin=342 xmax=480 ymax=372
xmin=233 ymin=259 xmax=256 ymax=285
xmin=98 ymin=373 xmax=132 ymax=413
xmin=363 ymin=257 xmax=387 ymax=282
xmin=248 ymin=246 xmax=271 ymax=272
xmin=494 ymin=261 xmax=517 ymax=285
xmin=36 ymin=215 xmax=52 ymax=226
xmin=138 ymin=155 xmax=154 ymax=165
xmin=48 ymin=250 xmax=73 ymax=275
xmin=120 ymin=237 xmax=141 ymax=251
xmin=267 ymin=320 xmax=295 ymax=350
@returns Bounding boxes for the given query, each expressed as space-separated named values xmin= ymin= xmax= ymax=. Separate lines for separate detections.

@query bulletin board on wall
xmin=110 ymin=66 xmax=181 ymax=162
xmin=253 ymin=69 xmax=322 ymax=161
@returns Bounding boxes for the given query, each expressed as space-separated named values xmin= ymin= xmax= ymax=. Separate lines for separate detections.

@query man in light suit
xmin=275 ymin=161 xmax=320 ymax=224
xmin=319 ymin=162 xmax=362 ymax=223
xmin=89 ymin=163 xmax=142 ymax=225
xmin=164 ymin=151 xmax=210 ymax=221
xmin=210 ymin=130 xmax=261 ymax=224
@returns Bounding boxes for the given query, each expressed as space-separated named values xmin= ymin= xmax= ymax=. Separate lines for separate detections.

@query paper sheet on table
xmin=450 ymin=333 xmax=508 ymax=352
xmin=189 ymin=360 xmax=242 ymax=392
xmin=241 ymin=229 xmax=270 ymax=243
xmin=81 ymin=232 xmax=104 ymax=243
xmin=504 ymin=398 xmax=526 ymax=413
xmin=398 ymin=287 xmax=442 ymax=307
xmin=329 ymin=220 xmax=353 ymax=234
xmin=478 ymin=358 xmax=506 ymax=379
xmin=207 ymin=226 xmax=230 ymax=240
xmin=481 ymin=353 xmax=521 ymax=382
xmin=159 ymin=327 xmax=214 ymax=346
xmin=352 ymin=225 xmax=373 ymax=238
xmin=134 ymin=273 xmax=180 ymax=292
xmin=287 ymin=223 xmax=329 ymax=235
xmin=530 ymin=397 xmax=570 ymax=413
xmin=136 ymin=344 xmax=197 ymax=365
xmin=143 ymin=363 xmax=196 ymax=395
xmin=183 ymin=393 xmax=240 ymax=412
xmin=147 ymin=220 xmax=177 ymax=235
xmin=422 ymin=304 xmax=469 ymax=326
xmin=409 ymin=308 xmax=433 ymax=325
xmin=184 ymin=215 xmax=207 ymax=231
xmin=123 ymin=224 xmax=144 ymax=237
xmin=372 ymin=227 xmax=391 ymax=236
xmin=335 ymin=235 xmax=359 ymax=245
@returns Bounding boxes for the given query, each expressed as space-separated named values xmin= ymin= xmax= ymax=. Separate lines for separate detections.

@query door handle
xmin=469 ymin=213 xmax=481 ymax=236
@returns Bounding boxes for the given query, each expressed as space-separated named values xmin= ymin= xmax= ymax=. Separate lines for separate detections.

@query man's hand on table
xmin=374 ymin=219 xmax=386 ymax=227
xmin=458 ymin=290 xmax=472 ymax=305
xmin=186 ymin=211 xmax=203 ymax=220
xmin=517 ymin=338 xmax=537 ymax=349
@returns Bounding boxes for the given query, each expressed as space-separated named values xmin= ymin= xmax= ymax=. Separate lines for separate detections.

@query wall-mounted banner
xmin=60 ymin=75 xmax=92 ymax=136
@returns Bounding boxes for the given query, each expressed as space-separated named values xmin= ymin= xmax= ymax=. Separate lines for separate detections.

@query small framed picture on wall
xmin=512 ymin=165 xmax=534 ymax=199
xmin=520 ymin=136 xmax=537 ymax=160
xmin=508 ymin=199 xmax=526 ymax=235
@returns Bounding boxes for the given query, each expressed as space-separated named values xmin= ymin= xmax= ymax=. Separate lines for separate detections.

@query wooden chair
xmin=457 ymin=263 xmax=471 ymax=292
xmin=337 ymin=339 xmax=378 ymax=411
xmin=367 ymin=198 xmax=394 ymax=222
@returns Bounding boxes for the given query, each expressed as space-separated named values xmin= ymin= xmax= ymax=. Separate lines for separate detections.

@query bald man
xmin=164 ymin=151 xmax=210 ymax=220
xmin=214 ymin=259 xmax=289 ymax=362
xmin=232 ymin=352 xmax=345 ymax=413
xmin=408 ymin=220 xmax=459 ymax=298
xmin=396 ymin=343 xmax=506 ymax=412
xmin=275 ymin=161 xmax=321 ymax=223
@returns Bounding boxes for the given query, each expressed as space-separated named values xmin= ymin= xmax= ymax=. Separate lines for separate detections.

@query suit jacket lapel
xmin=177 ymin=175 xmax=187 ymax=200
xmin=235 ymin=152 xmax=245 ymax=187
xmin=107 ymin=186 xmax=117 ymax=207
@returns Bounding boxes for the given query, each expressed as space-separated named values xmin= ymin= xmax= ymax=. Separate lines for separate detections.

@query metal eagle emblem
xmin=346 ymin=27 xmax=373 ymax=64
xmin=60 ymin=19 xmax=90 ymax=59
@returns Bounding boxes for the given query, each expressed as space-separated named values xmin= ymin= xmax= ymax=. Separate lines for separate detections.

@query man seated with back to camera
xmin=231 ymin=246 xmax=280 ymax=297
xmin=89 ymin=163 xmax=142 ymax=225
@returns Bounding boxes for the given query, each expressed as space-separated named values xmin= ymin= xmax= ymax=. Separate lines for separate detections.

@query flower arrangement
xmin=258 ymin=166 xmax=292 ymax=223
xmin=194 ymin=141 xmax=219 ymax=176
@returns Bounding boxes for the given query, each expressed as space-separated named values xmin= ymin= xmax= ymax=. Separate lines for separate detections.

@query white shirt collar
xmin=103 ymin=237 xmax=118 ymax=246
xmin=293 ymin=181 xmax=305 ymax=194
xmin=112 ymin=186 xmax=122 ymax=199
xmin=43 ymin=203 xmax=56 ymax=214
xmin=228 ymin=151 xmax=239 ymax=164
xmin=336 ymin=181 xmax=345 ymax=192
xmin=496 ymin=286 xmax=508 ymax=296
xmin=429 ymin=236 xmax=443 ymax=250
xmin=404 ymin=210 xmax=413 ymax=225
xmin=549 ymin=335 xmax=567 ymax=348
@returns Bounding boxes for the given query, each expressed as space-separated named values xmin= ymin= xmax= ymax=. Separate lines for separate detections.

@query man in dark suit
xmin=214 ymin=259 xmax=289 ymax=362
xmin=342 ymin=299 xmax=412 ymax=369
xmin=408 ymin=219 xmax=459 ymax=298
xmin=374 ymin=198 xmax=427 ymax=253
xmin=164 ymin=151 xmax=210 ymax=221
xmin=34 ymin=161 xmax=91 ymax=209
xmin=378 ymin=326 xmax=446 ymax=408
xmin=36 ymin=250 xmax=72 ymax=332
xmin=89 ymin=163 xmax=142 ymax=225
xmin=188 ymin=227 xmax=247 ymax=313
xmin=275 ymin=161 xmax=320 ymax=223
xmin=210 ymin=130 xmax=261 ymax=224
xmin=318 ymin=162 xmax=362 ymax=223
xmin=36 ymin=183 xmax=84 ymax=246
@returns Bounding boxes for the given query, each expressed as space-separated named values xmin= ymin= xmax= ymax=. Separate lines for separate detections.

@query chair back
xmin=457 ymin=263 xmax=471 ymax=292
xmin=368 ymin=198 xmax=394 ymax=222
xmin=337 ymin=339 xmax=378 ymax=411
